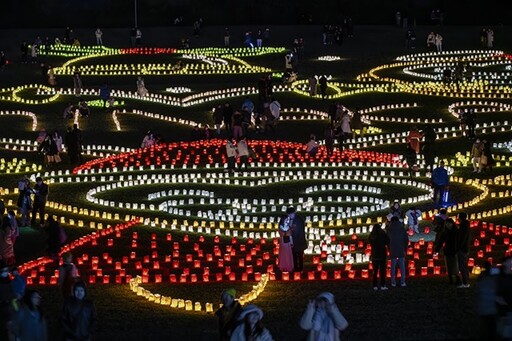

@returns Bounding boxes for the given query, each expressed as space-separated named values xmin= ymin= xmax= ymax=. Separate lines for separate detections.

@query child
xmin=58 ymin=252 xmax=78 ymax=299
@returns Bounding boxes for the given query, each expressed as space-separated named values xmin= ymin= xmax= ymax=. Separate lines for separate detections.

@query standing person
xmin=422 ymin=124 xmax=437 ymax=174
xmin=351 ymin=109 xmax=364 ymax=138
xmin=300 ymin=292 xmax=349 ymax=340
xmin=480 ymin=138 xmax=494 ymax=173
xmin=404 ymin=144 xmax=418 ymax=179
xmin=223 ymin=102 xmax=234 ymax=134
xmin=431 ymin=161 xmax=449 ymax=206
xmin=0 ymin=262 xmax=15 ymax=341
xmin=324 ymin=125 xmax=334 ymax=156
xmin=31 ymin=177 xmax=48 ymax=227
xmin=236 ymin=137 xmax=250 ymax=172
xmin=60 ymin=281 xmax=97 ymax=341
xmin=0 ymin=222 xmax=15 ymax=266
xmin=72 ymin=124 xmax=84 ymax=164
xmin=308 ymin=76 xmax=317 ymax=97
xmin=73 ymin=72 xmax=83 ymax=97
xmin=480 ymin=28 xmax=488 ymax=48
xmin=318 ymin=75 xmax=327 ymax=100
xmin=47 ymin=216 xmax=65 ymax=260
xmin=213 ymin=104 xmax=224 ymax=135
xmin=435 ymin=33 xmax=443 ymax=52
xmin=277 ymin=215 xmax=294 ymax=273
xmin=389 ymin=201 xmax=402 ymax=220
xmin=225 ymin=138 xmax=237 ymax=174
xmin=230 ymin=304 xmax=273 ymax=341
xmin=406 ymin=126 xmax=422 ymax=154
xmin=456 ymin=212 xmax=471 ymax=288
xmin=6 ymin=211 xmax=19 ymax=245
xmin=471 ymin=139 xmax=483 ymax=173
xmin=476 ymin=262 xmax=498 ymax=341
xmin=58 ymin=252 xmax=78 ymax=299
xmin=135 ymin=28 xmax=142 ymax=46
xmin=433 ymin=208 xmax=448 ymax=247
xmin=496 ymin=257 xmax=512 ymax=340
xmin=20 ymin=41 xmax=28 ymax=63
xmin=95 ymin=28 xmax=103 ymax=45
xmin=47 ymin=65 xmax=56 ymax=86
xmin=427 ymin=32 xmax=436 ymax=51
xmin=99 ymin=83 xmax=110 ymax=108
xmin=65 ymin=127 xmax=78 ymax=165
xmin=287 ymin=207 xmax=307 ymax=272
xmin=53 ymin=130 xmax=63 ymax=162
xmin=215 ymin=288 xmax=241 ymax=341
xmin=224 ymin=28 xmax=230 ymax=47
xmin=405 ymin=206 xmax=422 ymax=234
xmin=466 ymin=109 xmax=476 ymax=139
xmin=232 ymin=111 xmax=243 ymax=140
xmin=10 ymin=289 xmax=47 ymax=341
xmin=256 ymin=30 xmax=263 ymax=47
xmin=486 ymin=28 xmax=494 ymax=48
xmin=434 ymin=218 xmax=461 ymax=285
xmin=369 ymin=224 xmax=390 ymax=290
xmin=340 ymin=111 xmax=352 ymax=139
xmin=17 ymin=178 xmax=32 ymax=227
xmin=136 ymin=76 xmax=148 ymax=97
xmin=269 ymin=97 xmax=281 ymax=123
xmin=387 ymin=216 xmax=408 ymax=287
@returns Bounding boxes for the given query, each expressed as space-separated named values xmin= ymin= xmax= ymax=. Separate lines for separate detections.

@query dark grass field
xmin=2 ymin=24 xmax=512 ymax=340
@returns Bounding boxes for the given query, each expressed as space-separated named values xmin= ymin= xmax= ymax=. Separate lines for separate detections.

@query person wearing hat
xmin=300 ymin=292 xmax=349 ymax=341
xmin=60 ymin=280 xmax=97 ymax=341
xmin=215 ymin=288 xmax=242 ymax=341
xmin=230 ymin=304 xmax=273 ymax=341
xmin=287 ymin=207 xmax=307 ymax=272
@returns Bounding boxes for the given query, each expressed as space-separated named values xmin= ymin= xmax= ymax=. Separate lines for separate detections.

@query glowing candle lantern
xmin=434 ymin=266 xmax=441 ymax=275
xmin=348 ymin=270 xmax=356 ymax=279
xmin=282 ymin=272 xmax=290 ymax=281
xmin=107 ymin=239 xmax=113 ymax=247
xmin=256 ymin=258 xmax=263 ymax=266
xmin=254 ymin=272 xmax=262 ymax=281
xmin=409 ymin=268 xmax=416 ymax=277
xmin=130 ymin=252 xmax=136 ymax=259
xmin=89 ymin=275 xmax=96 ymax=284
xmin=468 ymin=258 xmax=475 ymax=267
xmin=477 ymin=250 xmax=484 ymax=258
xmin=321 ymin=271 xmax=328 ymax=280
xmin=308 ymin=271 xmax=316 ymax=280
xmin=421 ymin=267 xmax=428 ymax=276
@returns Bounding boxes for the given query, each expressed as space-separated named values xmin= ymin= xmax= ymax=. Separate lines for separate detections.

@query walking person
xmin=369 ymin=223 xmax=390 ymax=290
xmin=287 ymin=207 xmax=307 ymax=272
xmin=421 ymin=124 xmax=437 ymax=174
xmin=309 ymin=76 xmax=317 ymax=97
xmin=31 ymin=177 xmax=48 ymax=227
xmin=277 ymin=214 xmax=294 ymax=273
xmin=387 ymin=216 xmax=408 ymax=287
xmin=58 ymin=252 xmax=78 ymax=299
xmin=318 ymin=75 xmax=327 ymax=100
xmin=300 ymin=292 xmax=349 ymax=340
xmin=73 ymin=72 xmax=83 ymax=97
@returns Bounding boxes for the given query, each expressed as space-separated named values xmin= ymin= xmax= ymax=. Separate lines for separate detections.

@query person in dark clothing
xmin=433 ymin=208 xmax=447 ymax=247
xmin=456 ymin=212 xmax=471 ymax=288
xmin=496 ymin=256 xmax=512 ymax=340
xmin=287 ymin=207 xmax=307 ymax=272
xmin=369 ymin=223 xmax=390 ymax=290
xmin=404 ymin=144 xmax=418 ymax=179
xmin=387 ymin=216 xmax=408 ymax=287
xmin=476 ymin=261 xmax=498 ymax=341
xmin=328 ymin=102 xmax=338 ymax=125
xmin=60 ymin=280 xmax=97 ymax=341
xmin=215 ymin=288 xmax=242 ymax=341
xmin=65 ymin=127 xmax=78 ymax=165
xmin=191 ymin=125 xmax=202 ymax=140
xmin=434 ymin=218 xmax=461 ymax=285
xmin=31 ymin=177 xmax=48 ymax=227
xmin=318 ymin=75 xmax=328 ymax=100
xmin=480 ymin=138 xmax=495 ymax=173
xmin=431 ymin=161 xmax=449 ymax=206
xmin=422 ymin=124 xmax=437 ymax=173
xmin=47 ymin=215 xmax=63 ymax=260
xmin=213 ymin=104 xmax=224 ymax=135
xmin=72 ymin=124 xmax=83 ymax=164
xmin=0 ymin=261 xmax=15 ymax=340
xmin=223 ymin=103 xmax=233 ymax=133
xmin=99 ymin=83 xmax=110 ymax=108
xmin=20 ymin=41 xmax=28 ymax=63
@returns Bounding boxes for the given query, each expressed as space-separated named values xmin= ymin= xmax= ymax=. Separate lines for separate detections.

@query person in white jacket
xmin=300 ymin=292 xmax=349 ymax=341
xmin=237 ymin=137 xmax=250 ymax=172
xmin=230 ymin=304 xmax=273 ymax=341
xmin=225 ymin=138 xmax=237 ymax=174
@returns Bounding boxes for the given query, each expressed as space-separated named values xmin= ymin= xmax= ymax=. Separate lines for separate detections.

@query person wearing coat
xmin=230 ymin=304 xmax=273 ymax=341
xmin=369 ymin=224 xmax=390 ymax=290
xmin=215 ymin=288 xmax=242 ymax=341
xmin=387 ymin=216 xmax=408 ymax=287
xmin=434 ymin=218 xmax=461 ymax=285
xmin=300 ymin=292 xmax=349 ymax=341
xmin=60 ymin=280 xmax=97 ymax=341
xmin=287 ymin=207 xmax=307 ymax=272
xmin=10 ymin=289 xmax=48 ymax=341
xmin=406 ymin=126 xmax=423 ymax=154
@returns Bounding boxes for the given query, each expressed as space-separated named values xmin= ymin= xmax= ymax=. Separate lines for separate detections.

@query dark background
xmin=1 ymin=0 xmax=510 ymax=28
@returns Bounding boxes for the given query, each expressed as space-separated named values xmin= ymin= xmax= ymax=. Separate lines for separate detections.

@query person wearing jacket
xmin=431 ymin=161 xmax=449 ymax=206
xmin=10 ymin=289 xmax=48 ymax=341
xmin=216 ymin=288 xmax=242 ymax=341
xmin=434 ymin=218 xmax=461 ymax=285
xmin=60 ymin=280 xmax=97 ymax=341
xmin=369 ymin=224 xmax=390 ymax=290
xmin=300 ymin=292 xmax=349 ymax=341
xmin=456 ymin=212 xmax=471 ymax=288
xmin=225 ymin=138 xmax=237 ymax=174
xmin=387 ymin=216 xmax=408 ymax=287
xmin=287 ymin=207 xmax=307 ymax=272
xmin=230 ymin=304 xmax=272 ymax=341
